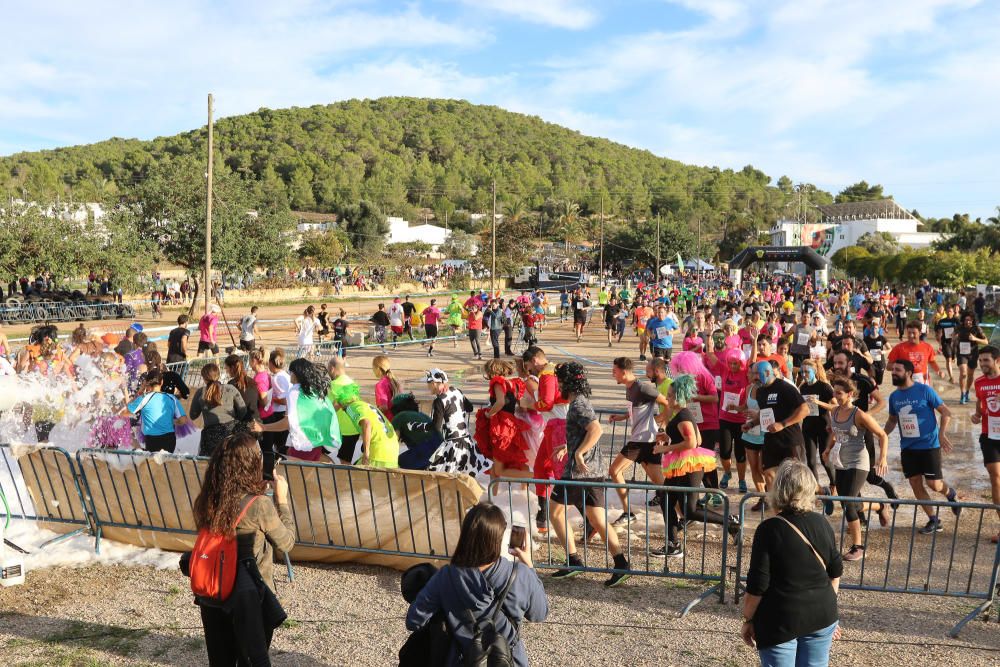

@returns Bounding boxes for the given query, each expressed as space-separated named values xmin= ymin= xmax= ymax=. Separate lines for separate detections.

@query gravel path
xmin=1 ymin=560 xmax=998 ymax=666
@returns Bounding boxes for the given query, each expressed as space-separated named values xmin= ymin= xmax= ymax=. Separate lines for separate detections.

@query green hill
xmin=0 ymin=97 xmax=831 ymax=258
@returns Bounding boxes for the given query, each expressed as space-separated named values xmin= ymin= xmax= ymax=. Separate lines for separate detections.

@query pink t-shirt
xmin=694 ymin=370 xmax=720 ymax=430
xmin=375 ymin=376 xmax=395 ymax=419
xmin=199 ymin=314 xmax=218 ymax=343
xmin=719 ymin=370 xmax=748 ymax=423
xmin=683 ymin=336 xmax=705 ymax=353
xmin=422 ymin=306 xmax=441 ymax=326
xmin=254 ymin=371 xmax=273 ymax=419
xmin=724 ymin=334 xmax=742 ymax=350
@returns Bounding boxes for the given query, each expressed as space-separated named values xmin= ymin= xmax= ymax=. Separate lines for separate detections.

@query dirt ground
xmin=2 ymin=297 xmax=999 ymax=665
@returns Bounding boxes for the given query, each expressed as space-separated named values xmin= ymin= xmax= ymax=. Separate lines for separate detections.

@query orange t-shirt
xmin=635 ymin=306 xmax=653 ymax=331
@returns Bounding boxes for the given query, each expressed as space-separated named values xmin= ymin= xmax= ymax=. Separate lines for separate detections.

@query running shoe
xmin=639 ymin=354 xmax=647 ymax=361
xmin=708 ymin=493 xmax=725 ymax=507
xmin=605 ymin=570 xmax=632 ymax=587
xmin=719 ymin=472 xmax=732 ymax=489
xmin=727 ymin=516 xmax=742 ymax=544
xmin=843 ymin=545 xmax=865 ymax=562
xmin=946 ymin=488 xmax=962 ymax=517
xmin=663 ymin=542 xmax=684 ymax=558
xmin=612 ymin=511 xmax=637 ymax=526
xmin=550 ymin=566 xmax=583 ymax=579
xmin=919 ymin=517 xmax=943 ymax=534
xmin=738 ymin=480 xmax=748 ymax=494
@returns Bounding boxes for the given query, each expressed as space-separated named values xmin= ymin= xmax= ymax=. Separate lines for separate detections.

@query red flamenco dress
xmin=474 ymin=377 xmax=531 ymax=471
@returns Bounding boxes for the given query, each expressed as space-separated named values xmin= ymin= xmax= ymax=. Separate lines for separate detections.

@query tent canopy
xmin=729 ymin=246 xmax=830 ymax=271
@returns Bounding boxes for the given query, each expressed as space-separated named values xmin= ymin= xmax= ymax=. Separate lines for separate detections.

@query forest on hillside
xmin=0 ymin=97 xmax=837 ymax=264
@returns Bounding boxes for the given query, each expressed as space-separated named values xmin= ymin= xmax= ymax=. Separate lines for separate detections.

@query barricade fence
xmin=733 ymin=492 xmax=1000 ymax=638
xmin=3 ymin=444 xmax=997 ymax=635
xmin=489 ymin=476 xmax=733 ymax=616
xmin=0 ymin=444 xmax=91 ymax=548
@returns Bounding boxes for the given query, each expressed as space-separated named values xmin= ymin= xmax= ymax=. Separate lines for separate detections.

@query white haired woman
xmin=741 ymin=459 xmax=842 ymax=666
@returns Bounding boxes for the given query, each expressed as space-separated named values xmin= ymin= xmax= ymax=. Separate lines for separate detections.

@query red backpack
xmin=190 ymin=496 xmax=259 ymax=601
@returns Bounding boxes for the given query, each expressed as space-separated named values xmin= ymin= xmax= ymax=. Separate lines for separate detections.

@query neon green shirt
xmin=345 ymin=400 xmax=399 ymax=468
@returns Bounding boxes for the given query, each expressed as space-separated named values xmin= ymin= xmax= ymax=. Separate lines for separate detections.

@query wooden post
xmin=204 ymin=93 xmax=214 ymax=315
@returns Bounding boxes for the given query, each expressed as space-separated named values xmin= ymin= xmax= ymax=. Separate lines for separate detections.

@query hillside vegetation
xmin=0 ymin=97 xmax=834 ymax=262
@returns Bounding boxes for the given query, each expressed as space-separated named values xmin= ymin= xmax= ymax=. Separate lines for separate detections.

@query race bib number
xmin=871 ymin=349 xmax=882 ymax=362
xmin=913 ymin=372 xmax=925 ymax=385
xmin=714 ymin=375 xmax=722 ymax=391
xmin=759 ymin=408 xmax=775 ymax=430
xmin=742 ymin=344 xmax=752 ymax=358
xmin=899 ymin=413 xmax=920 ymax=438
xmin=959 ymin=342 xmax=972 ymax=356
xmin=722 ymin=391 xmax=740 ymax=412
xmin=944 ymin=328 xmax=954 ymax=339
xmin=989 ymin=415 xmax=1000 ymax=441
xmin=921 ymin=323 xmax=927 ymax=334
xmin=804 ymin=395 xmax=819 ymax=417
xmin=797 ymin=332 xmax=811 ymax=347
xmin=575 ymin=301 xmax=582 ymax=309
xmin=688 ymin=401 xmax=704 ymax=424
xmin=656 ymin=326 xmax=669 ymax=340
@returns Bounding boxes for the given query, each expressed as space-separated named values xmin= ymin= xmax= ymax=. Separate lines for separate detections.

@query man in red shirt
xmin=754 ymin=334 xmax=789 ymax=378
xmin=888 ymin=321 xmax=942 ymax=387
xmin=971 ymin=345 xmax=1000 ymax=544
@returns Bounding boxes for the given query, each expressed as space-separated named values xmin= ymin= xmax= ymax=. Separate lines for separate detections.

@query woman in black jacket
xmin=405 ymin=503 xmax=548 ymax=667
xmin=741 ymin=459 xmax=842 ymax=666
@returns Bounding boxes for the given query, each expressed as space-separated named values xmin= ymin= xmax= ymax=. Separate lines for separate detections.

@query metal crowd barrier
xmin=733 ymin=492 xmax=1000 ymax=638
xmin=489 ymin=477 xmax=733 ymax=616
xmin=74 ymin=448 xmax=206 ymax=554
xmin=0 ymin=444 xmax=92 ymax=548
xmin=73 ymin=448 xmax=476 ymax=565
xmin=281 ymin=459 xmax=475 ymax=561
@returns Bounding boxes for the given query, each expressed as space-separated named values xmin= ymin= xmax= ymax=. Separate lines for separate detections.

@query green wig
xmin=671 ymin=374 xmax=696 ymax=407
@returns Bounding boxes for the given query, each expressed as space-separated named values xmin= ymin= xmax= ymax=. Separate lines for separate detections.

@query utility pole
xmin=491 ymin=179 xmax=497 ymax=296
xmin=697 ymin=217 xmax=702 ymax=283
xmin=599 ymin=196 xmax=605 ymax=288
xmin=655 ymin=214 xmax=660 ymax=285
xmin=204 ymin=93 xmax=214 ymax=315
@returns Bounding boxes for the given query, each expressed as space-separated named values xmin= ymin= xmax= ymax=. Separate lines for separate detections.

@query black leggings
xmin=802 ymin=423 xmax=834 ymax=486
xmin=864 ymin=431 xmax=897 ymax=498
xmin=835 ymin=467 xmax=868 ymax=523
xmin=872 ymin=362 xmax=885 ymax=386
xmin=700 ymin=429 xmax=720 ymax=488
xmin=663 ymin=471 xmax=727 ymax=543
xmin=719 ymin=420 xmax=746 ymax=464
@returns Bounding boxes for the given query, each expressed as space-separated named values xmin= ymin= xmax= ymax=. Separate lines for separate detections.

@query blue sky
xmin=3 ymin=0 xmax=999 ymax=218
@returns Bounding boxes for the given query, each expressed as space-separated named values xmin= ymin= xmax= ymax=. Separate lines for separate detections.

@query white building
xmin=386 ymin=216 xmax=452 ymax=251
xmin=770 ymin=199 xmax=943 ymax=259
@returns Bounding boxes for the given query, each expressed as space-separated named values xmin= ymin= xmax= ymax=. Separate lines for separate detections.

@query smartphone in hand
xmin=508 ymin=525 xmax=527 ymax=553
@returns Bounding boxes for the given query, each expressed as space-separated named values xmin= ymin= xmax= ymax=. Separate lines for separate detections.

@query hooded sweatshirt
xmin=405 ymin=558 xmax=548 ymax=667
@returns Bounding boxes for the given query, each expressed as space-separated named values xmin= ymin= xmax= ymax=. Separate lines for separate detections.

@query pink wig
xmin=717 ymin=347 xmax=747 ymax=373
xmin=670 ymin=351 xmax=708 ymax=376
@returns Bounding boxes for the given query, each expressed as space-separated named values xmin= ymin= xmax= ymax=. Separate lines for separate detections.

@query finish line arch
xmin=728 ymin=246 xmax=831 ymax=287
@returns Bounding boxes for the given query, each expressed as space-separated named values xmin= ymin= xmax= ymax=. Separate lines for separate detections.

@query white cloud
xmin=456 ymin=0 xmax=597 ymax=29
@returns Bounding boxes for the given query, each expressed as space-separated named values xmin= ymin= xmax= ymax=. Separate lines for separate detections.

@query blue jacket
xmin=406 ymin=559 xmax=548 ymax=667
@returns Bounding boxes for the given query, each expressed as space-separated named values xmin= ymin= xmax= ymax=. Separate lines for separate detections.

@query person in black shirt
xmin=371 ymin=304 xmax=390 ymax=351
xmin=862 ymin=316 xmax=890 ymax=385
xmin=796 ymin=360 xmax=834 ymax=492
xmin=892 ymin=296 xmax=908 ymax=340
xmin=934 ymin=304 xmax=960 ymax=383
xmin=956 ymin=311 xmax=989 ymax=404
xmin=974 ymin=292 xmax=986 ymax=322
xmin=332 ymin=309 xmax=349 ymax=358
xmin=166 ymin=315 xmax=190 ymax=364
xmin=603 ymin=297 xmax=621 ymax=347
xmin=401 ymin=296 xmax=417 ymax=341
xmin=742 ymin=460 xmax=842 ymax=661
xmin=142 ymin=349 xmax=190 ymax=399
xmin=316 ymin=303 xmax=330 ymax=342
xmin=746 ymin=361 xmax=809 ymax=485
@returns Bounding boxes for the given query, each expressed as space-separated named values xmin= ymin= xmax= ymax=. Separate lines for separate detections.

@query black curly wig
xmin=555 ymin=361 xmax=591 ymax=398
xmin=289 ymin=358 xmax=330 ymax=399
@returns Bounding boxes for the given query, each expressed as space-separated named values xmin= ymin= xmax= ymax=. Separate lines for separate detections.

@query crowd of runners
xmin=4 ymin=266 xmax=1000 ymax=667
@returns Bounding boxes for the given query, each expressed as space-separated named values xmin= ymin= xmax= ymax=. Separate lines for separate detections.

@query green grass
xmin=281 ymin=618 xmax=301 ymax=629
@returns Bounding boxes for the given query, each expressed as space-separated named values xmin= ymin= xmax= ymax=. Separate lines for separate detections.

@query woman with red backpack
xmin=188 ymin=432 xmax=296 ymax=666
